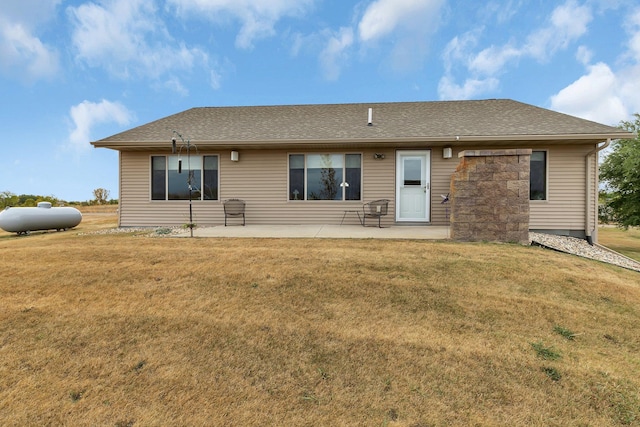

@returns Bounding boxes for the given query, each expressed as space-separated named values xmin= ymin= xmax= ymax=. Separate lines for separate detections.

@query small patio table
xmin=340 ymin=210 xmax=362 ymax=225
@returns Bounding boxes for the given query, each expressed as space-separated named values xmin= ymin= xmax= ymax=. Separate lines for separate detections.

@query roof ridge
xmin=189 ymin=98 xmax=514 ymax=110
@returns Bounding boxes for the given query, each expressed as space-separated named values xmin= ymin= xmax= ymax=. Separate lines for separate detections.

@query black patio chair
xmin=223 ymin=199 xmax=245 ymax=226
xmin=362 ymin=199 xmax=390 ymax=228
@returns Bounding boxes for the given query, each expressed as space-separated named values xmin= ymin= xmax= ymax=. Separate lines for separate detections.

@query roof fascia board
xmin=91 ymin=131 xmax=634 ymax=150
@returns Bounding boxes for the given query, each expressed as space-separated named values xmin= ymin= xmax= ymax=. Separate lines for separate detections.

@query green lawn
xmin=599 ymin=226 xmax=640 ymax=262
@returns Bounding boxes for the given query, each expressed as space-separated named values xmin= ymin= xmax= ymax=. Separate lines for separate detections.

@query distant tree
xmin=36 ymin=195 xmax=62 ymax=206
xmin=0 ymin=191 xmax=18 ymax=208
xmin=598 ymin=190 xmax=615 ymax=224
xmin=319 ymin=155 xmax=338 ymax=200
xmin=92 ymin=188 xmax=110 ymax=205
xmin=1 ymin=193 xmax=64 ymax=207
xmin=600 ymin=113 xmax=640 ymax=228
xmin=18 ymin=194 xmax=39 ymax=205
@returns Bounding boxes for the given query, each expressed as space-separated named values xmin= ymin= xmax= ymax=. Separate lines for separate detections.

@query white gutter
xmin=585 ymin=138 xmax=611 ymax=245
xmin=91 ymin=132 xmax=633 ymax=150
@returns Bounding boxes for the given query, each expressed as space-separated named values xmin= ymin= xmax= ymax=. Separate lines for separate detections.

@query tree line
xmin=0 ymin=188 xmax=117 ymax=209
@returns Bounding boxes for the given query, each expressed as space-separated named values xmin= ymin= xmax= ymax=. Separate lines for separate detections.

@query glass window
xmin=307 ymin=154 xmax=343 ymax=200
xmin=403 ymin=158 xmax=422 ymax=186
xmin=151 ymin=156 xmax=166 ymax=200
xmin=345 ymin=154 xmax=361 ymax=200
xmin=151 ymin=155 xmax=218 ymax=201
xmin=289 ymin=155 xmax=305 ymax=200
xmin=168 ymin=156 xmax=202 ymax=200
xmin=203 ymin=156 xmax=219 ymax=200
xmin=530 ymin=151 xmax=547 ymax=200
xmin=289 ymin=153 xmax=361 ymax=201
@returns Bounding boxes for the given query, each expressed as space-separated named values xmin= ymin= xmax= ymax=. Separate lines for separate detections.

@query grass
xmin=599 ymin=226 xmax=640 ymax=262
xmin=530 ymin=342 xmax=562 ymax=360
xmin=1 ymin=215 xmax=639 ymax=426
xmin=553 ymin=325 xmax=577 ymax=340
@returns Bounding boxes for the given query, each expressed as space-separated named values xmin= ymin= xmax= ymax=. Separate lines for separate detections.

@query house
xmin=91 ymin=99 xmax=633 ymax=242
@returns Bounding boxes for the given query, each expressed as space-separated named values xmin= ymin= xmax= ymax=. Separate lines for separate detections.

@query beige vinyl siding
xmin=430 ymin=149 xmax=457 ymax=226
xmin=119 ymin=152 xmax=218 ymax=227
xmin=119 ymin=144 xmax=596 ymax=233
xmin=361 ymin=150 xmax=395 ymax=225
xmin=529 ymin=145 xmax=593 ymax=233
xmin=429 ymin=145 xmax=596 ymax=232
xmin=120 ymin=149 xmax=397 ymax=227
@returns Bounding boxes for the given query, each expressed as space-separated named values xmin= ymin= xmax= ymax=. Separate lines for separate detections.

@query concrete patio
xmin=176 ymin=224 xmax=451 ymax=239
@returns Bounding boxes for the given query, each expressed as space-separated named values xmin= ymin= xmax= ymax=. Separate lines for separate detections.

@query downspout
xmin=585 ymin=139 xmax=611 ymax=245
xmin=118 ymin=151 xmax=122 ymax=228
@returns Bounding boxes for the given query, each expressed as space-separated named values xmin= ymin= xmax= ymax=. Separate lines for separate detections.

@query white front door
xmin=396 ymin=150 xmax=430 ymax=222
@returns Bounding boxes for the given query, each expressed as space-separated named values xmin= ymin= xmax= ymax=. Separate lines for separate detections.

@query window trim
xmin=288 ymin=152 xmax=363 ymax=201
xmin=530 ymin=150 xmax=548 ymax=201
xmin=150 ymin=154 xmax=220 ymax=201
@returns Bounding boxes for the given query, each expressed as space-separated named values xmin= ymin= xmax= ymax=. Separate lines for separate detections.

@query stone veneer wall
xmin=450 ymin=149 xmax=531 ymax=244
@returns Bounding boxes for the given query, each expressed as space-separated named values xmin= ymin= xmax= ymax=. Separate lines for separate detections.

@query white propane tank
xmin=0 ymin=202 xmax=82 ymax=235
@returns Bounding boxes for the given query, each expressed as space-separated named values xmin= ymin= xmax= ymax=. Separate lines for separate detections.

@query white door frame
xmin=395 ymin=150 xmax=431 ymax=222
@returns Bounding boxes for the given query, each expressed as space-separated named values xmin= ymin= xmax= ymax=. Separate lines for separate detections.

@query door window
xmin=403 ymin=158 xmax=422 ymax=186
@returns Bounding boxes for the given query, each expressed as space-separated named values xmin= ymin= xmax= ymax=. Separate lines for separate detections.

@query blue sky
xmin=1 ymin=0 xmax=639 ymax=201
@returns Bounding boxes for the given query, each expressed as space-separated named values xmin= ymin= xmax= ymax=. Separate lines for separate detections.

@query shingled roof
xmin=92 ymin=99 xmax=633 ymax=150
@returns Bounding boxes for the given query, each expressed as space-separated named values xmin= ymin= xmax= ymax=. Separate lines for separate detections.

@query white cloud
xmin=68 ymin=0 xmax=208 ymax=80
xmin=68 ymin=100 xmax=134 ymax=152
xmin=293 ymin=0 xmax=444 ymax=80
xmin=439 ymin=29 xmax=502 ymax=100
xmin=438 ymin=75 xmax=499 ymax=100
xmin=354 ymin=0 xmax=446 ymax=73
xmin=210 ymin=69 xmax=223 ymax=90
xmin=469 ymin=44 xmax=521 ymax=76
xmin=625 ymin=8 xmax=640 ymax=62
xmin=319 ymin=27 xmax=354 ymax=81
xmin=576 ymin=45 xmax=593 ymax=65
xmin=0 ymin=19 xmax=60 ymax=82
xmin=550 ymin=63 xmax=626 ymax=124
xmin=167 ymin=0 xmax=315 ymax=49
xmin=441 ymin=29 xmax=482 ymax=73
xmin=438 ymin=0 xmax=593 ymax=100
xmin=524 ymin=0 xmax=591 ymax=61
xmin=358 ymin=0 xmax=444 ymax=42
xmin=0 ymin=1 xmax=61 ymax=82
xmin=549 ymin=6 xmax=640 ymax=124
xmin=161 ymin=77 xmax=189 ymax=96
xmin=479 ymin=1 xmax=519 ymax=24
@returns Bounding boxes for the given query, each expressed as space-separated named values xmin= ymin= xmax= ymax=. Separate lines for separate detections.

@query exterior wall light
xmin=443 ymin=147 xmax=453 ymax=159
xmin=373 ymin=153 xmax=385 ymax=160
xmin=231 ymin=150 xmax=239 ymax=162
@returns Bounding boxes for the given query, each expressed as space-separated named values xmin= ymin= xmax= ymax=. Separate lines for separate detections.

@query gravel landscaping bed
xmin=530 ymin=232 xmax=640 ymax=273
xmin=79 ymin=226 xmax=184 ymax=237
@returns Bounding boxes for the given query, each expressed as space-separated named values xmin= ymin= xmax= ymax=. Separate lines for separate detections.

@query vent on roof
xmin=368 ymin=108 xmax=373 ymax=126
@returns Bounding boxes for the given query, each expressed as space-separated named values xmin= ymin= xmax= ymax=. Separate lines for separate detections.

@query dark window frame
xmin=530 ymin=150 xmax=547 ymax=201
xmin=151 ymin=155 xmax=219 ymax=201
xmin=288 ymin=153 xmax=362 ymax=201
